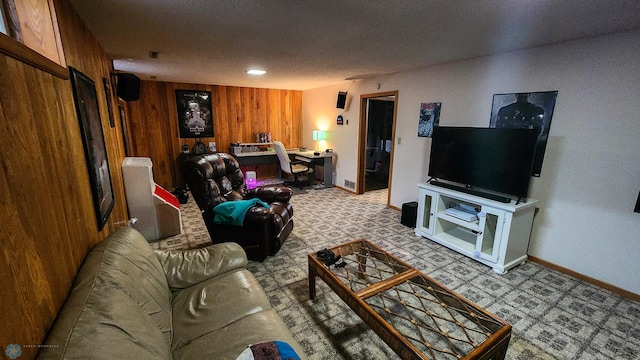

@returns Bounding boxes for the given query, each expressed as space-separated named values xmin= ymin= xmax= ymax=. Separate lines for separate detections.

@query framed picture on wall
xmin=176 ymin=90 xmax=214 ymax=138
xmin=489 ymin=91 xmax=558 ymax=177
xmin=418 ymin=102 xmax=441 ymax=137
xmin=69 ymin=67 xmax=115 ymax=231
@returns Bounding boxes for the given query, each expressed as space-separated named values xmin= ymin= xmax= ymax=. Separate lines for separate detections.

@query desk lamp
xmin=312 ymin=130 xmax=326 ymax=155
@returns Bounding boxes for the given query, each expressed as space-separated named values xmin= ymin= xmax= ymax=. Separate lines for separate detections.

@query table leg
xmin=324 ymin=156 xmax=333 ymax=187
xmin=309 ymin=262 xmax=317 ymax=300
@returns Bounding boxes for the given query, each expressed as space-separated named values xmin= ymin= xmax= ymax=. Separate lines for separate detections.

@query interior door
xmin=365 ymin=99 xmax=394 ymax=192
xmin=357 ymin=91 xmax=398 ymax=204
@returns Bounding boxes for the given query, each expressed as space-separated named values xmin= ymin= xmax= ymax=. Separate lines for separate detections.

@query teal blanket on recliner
xmin=213 ymin=199 xmax=270 ymax=226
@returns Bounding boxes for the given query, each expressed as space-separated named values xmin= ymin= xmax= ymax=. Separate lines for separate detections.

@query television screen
xmin=428 ymin=127 xmax=538 ymax=199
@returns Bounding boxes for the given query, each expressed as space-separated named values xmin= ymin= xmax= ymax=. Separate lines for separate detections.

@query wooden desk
xmin=233 ymin=151 xmax=278 ymax=166
xmin=232 ymin=149 xmax=335 ymax=188
xmin=232 ymin=151 xmax=279 ymax=179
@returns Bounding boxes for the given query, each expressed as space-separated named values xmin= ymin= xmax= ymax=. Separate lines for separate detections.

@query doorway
xmin=357 ymin=91 xmax=398 ymax=203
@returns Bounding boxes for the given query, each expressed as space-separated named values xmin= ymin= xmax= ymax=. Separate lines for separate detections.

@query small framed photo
xmin=418 ymin=102 xmax=441 ymax=138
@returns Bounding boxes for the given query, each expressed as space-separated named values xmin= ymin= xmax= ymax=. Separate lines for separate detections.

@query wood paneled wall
xmin=0 ymin=1 xmax=301 ymax=355
xmin=124 ymin=82 xmax=302 ymax=189
xmin=1 ymin=0 xmax=301 ymax=354
xmin=0 ymin=0 xmax=128 ymax=357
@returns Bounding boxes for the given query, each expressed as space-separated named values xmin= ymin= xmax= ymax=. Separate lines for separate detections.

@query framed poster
xmin=489 ymin=91 xmax=558 ymax=177
xmin=176 ymin=90 xmax=214 ymax=138
xmin=69 ymin=67 xmax=115 ymax=231
xmin=418 ymin=102 xmax=441 ymax=137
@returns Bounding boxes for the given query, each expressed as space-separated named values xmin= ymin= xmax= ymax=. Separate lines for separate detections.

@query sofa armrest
xmin=246 ymin=185 xmax=293 ymax=203
xmin=154 ymin=242 xmax=248 ymax=291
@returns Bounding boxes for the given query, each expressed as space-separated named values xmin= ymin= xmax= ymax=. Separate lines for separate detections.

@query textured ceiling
xmin=68 ymin=0 xmax=640 ymax=90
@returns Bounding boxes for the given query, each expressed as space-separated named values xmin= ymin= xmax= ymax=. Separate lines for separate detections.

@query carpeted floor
xmin=151 ymin=187 xmax=640 ymax=360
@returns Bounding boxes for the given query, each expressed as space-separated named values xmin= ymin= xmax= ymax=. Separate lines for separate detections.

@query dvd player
xmin=445 ymin=205 xmax=478 ymax=222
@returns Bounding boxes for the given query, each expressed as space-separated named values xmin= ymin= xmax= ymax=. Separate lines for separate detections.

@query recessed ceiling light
xmin=246 ymin=69 xmax=266 ymax=75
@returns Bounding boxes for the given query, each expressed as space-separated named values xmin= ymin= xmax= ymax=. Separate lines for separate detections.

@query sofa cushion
xmin=154 ymin=242 xmax=248 ymax=291
xmin=170 ymin=268 xmax=272 ymax=350
xmin=95 ymin=227 xmax=173 ymax=341
xmin=171 ymin=310 xmax=306 ymax=360
xmin=42 ymin=285 xmax=172 ymax=359
xmin=37 ymin=227 xmax=172 ymax=358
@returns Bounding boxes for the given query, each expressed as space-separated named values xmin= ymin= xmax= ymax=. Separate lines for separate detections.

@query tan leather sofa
xmin=38 ymin=227 xmax=306 ymax=359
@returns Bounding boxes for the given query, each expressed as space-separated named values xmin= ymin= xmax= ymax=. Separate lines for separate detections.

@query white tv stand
xmin=415 ymin=183 xmax=538 ymax=274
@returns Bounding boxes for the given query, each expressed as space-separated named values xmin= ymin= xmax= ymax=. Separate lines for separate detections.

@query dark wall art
xmin=176 ymin=90 xmax=214 ymax=138
xmin=69 ymin=67 xmax=115 ymax=231
xmin=489 ymin=91 xmax=558 ymax=177
xmin=418 ymin=102 xmax=441 ymax=138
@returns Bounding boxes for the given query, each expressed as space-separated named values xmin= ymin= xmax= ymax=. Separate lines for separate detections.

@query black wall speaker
xmin=116 ymin=73 xmax=140 ymax=101
xmin=336 ymin=91 xmax=347 ymax=109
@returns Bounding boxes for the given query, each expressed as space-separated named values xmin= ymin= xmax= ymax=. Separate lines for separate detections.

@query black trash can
xmin=401 ymin=201 xmax=418 ymax=228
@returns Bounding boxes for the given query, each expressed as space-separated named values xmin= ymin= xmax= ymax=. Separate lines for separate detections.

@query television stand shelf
xmin=415 ymin=183 xmax=538 ymax=274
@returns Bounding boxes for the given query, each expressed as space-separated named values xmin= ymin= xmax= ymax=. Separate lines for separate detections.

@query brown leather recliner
xmin=182 ymin=153 xmax=294 ymax=261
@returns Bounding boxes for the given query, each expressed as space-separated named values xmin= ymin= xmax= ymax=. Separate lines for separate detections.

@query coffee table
xmin=308 ymin=238 xmax=511 ymax=360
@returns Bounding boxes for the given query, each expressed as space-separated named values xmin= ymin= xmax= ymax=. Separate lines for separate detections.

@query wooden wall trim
xmin=528 ymin=256 xmax=640 ymax=302
xmin=0 ymin=32 xmax=68 ymax=78
xmin=0 ymin=0 xmax=68 ymax=78
xmin=48 ymin=0 xmax=66 ymax=68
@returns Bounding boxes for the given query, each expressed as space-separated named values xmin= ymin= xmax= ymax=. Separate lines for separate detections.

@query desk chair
xmin=273 ymin=141 xmax=313 ymax=189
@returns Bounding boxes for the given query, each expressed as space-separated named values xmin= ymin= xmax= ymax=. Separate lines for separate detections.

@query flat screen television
xmin=428 ymin=126 xmax=538 ymax=201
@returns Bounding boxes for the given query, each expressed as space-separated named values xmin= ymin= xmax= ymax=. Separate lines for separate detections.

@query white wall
xmin=302 ymin=30 xmax=640 ymax=295
xmin=302 ymin=83 xmax=360 ymax=186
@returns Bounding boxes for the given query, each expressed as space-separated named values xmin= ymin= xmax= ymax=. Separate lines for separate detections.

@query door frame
xmin=356 ymin=91 xmax=398 ymax=205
